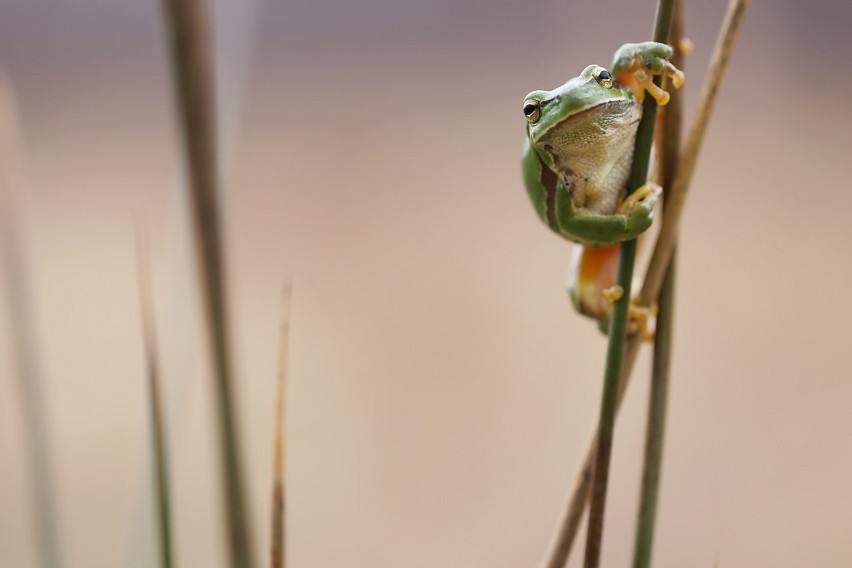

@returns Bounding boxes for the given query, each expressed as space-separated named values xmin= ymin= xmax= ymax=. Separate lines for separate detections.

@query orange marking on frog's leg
xmin=571 ymin=243 xmax=622 ymax=321
xmin=570 ymin=240 xmax=659 ymax=339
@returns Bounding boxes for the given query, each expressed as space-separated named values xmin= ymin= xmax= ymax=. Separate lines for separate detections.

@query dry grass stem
xmin=135 ymin=229 xmax=175 ymax=568
xmin=641 ymin=0 xmax=750 ymax=305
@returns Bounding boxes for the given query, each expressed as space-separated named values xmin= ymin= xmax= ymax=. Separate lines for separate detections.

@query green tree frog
xmin=521 ymin=42 xmax=683 ymax=329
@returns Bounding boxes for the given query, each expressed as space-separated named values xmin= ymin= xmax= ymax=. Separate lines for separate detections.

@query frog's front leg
xmin=554 ymin=179 xmax=661 ymax=244
xmin=612 ymin=41 xmax=684 ymax=105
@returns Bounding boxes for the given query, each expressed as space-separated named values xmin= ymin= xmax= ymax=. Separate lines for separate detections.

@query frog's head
xmin=523 ymin=65 xmax=638 ymax=157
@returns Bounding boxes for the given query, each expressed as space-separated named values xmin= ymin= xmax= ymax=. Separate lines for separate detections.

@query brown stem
xmin=640 ymin=0 xmax=750 ymax=306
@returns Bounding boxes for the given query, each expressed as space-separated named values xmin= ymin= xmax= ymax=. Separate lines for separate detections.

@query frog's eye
xmin=523 ymin=100 xmax=541 ymax=123
xmin=593 ymin=68 xmax=614 ymax=89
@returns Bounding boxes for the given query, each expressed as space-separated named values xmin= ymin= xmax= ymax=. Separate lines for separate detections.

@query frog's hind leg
xmin=567 ymin=243 xmax=621 ymax=321
xmin=568 ymin=240 xmax=657 ymax=339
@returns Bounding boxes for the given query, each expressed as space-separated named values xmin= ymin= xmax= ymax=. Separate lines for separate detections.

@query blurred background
xmin=1 ymin=0 xmax=851 ymax=566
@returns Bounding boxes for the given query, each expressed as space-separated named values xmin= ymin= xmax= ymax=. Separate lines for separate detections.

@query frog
xmin=521 ymin=42 xmax=683 ymax=331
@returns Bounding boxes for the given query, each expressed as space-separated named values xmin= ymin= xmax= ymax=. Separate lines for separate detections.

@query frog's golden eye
xmin=593 ymin=67 xmax=614 ymax=88
xmin=523 ymin=100 xmax=541 ymax=123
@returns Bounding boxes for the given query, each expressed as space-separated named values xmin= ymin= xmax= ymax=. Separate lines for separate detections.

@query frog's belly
xmin=563 ymin=146 xmax=635 ymax=215
xmin=567 ymin=168 xmax=628 ymax=215
xmin=582 ymin=185 xmax=623 ymax=215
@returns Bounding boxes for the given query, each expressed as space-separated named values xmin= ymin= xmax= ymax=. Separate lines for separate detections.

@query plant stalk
xmin=543 ymin=1 xmax=748 ymax=565
xmin=631 ymin=3 xmax=683 ymax=565
xmin=159 ymin=1 xmax=255 ymax=566
xmin=136 ymin=230 xmax=175 ymax=568
xmin=640 ymin=0 xmax=750 ymax=305
xmin=583 ymin=2 xmax=675 ymax=566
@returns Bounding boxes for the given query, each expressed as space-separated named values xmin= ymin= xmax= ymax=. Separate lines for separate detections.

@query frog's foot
xmin=612 ymin=41 xmax=684 ymax=105
xmin=617 ymin=182 xmax=662 ymax=216
xmin=599 ymin=288 xmax=656 ymax=341
xmin=627 ymin=300 xmax=657 ymax=341
xmin=617 ymin=182 xmax=662 ymax=239
xmin=632 ymin=68 xmax=680 ymax=106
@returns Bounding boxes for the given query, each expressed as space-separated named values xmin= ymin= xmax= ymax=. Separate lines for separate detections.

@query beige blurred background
xmin=1 ymin=1 xmax=851 ymax=567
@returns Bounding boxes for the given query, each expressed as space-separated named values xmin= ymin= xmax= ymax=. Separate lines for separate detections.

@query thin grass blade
xmin=270 ymin=285 xmax=292 ymax=568
xmin=0 ymin=75 xmax=63 ymax=568
xmin=135 ymin=229 xmax=175 ymax=568
xmin=158 ymin=1 xmax=255 ymax=566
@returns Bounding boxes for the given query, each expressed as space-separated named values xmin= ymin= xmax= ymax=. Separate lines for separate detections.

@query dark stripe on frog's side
xmin=539 ymin=156 xmax=560 ymax=232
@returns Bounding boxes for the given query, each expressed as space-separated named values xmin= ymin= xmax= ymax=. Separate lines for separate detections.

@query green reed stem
xmin=632 ymin=3 xmax=683 ymax=565
xmin=544 ymin=2 xmax=747 ymax=565
xmin=582 ymin=1 xmax=675 ymax=566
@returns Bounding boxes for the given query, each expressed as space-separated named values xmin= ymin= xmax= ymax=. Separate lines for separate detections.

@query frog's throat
xmin=530 ymin=99 xmax=635 ymax=147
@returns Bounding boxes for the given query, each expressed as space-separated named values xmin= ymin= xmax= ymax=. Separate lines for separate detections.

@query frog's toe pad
xmin=602 ymin=285 xmax=624 ymax=304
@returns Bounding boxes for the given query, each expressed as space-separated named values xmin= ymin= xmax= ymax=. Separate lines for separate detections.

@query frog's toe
xmin=665 ymin=62 xmax=685 ymax=88
xmin=644 ymin=58 xmax=685 ymax=88
xmin=617 ymin=183 xmax=662 ymax=215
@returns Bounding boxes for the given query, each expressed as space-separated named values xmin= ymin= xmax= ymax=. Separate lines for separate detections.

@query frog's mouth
xmin=561 ymin=99 xmax=636 ymax=129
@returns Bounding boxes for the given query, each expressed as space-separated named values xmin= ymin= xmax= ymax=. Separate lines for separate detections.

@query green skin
xmin=522 ymin=42 xmax=676 ymax=245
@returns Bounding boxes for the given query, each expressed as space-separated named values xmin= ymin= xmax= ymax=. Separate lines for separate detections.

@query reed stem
xmin=543 ymin=2 xmax=748 ymax=564
xmin=631 ymin=4 xmax=684 ymax=565
xmin=582 ymin=2 xmax=675 ymax=566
